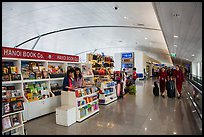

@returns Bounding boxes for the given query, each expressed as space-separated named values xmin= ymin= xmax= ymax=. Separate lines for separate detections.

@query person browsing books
xmin=74 ymin=67 xmax=85 ymax=88
xmin=63 ymin=68 xmax=75 ymax=91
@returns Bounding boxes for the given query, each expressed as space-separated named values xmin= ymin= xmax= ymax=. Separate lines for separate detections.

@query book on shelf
xmin=3 ymin=102 xmax=11 ymax=114
xmin=10 ymin=100 xmax=24 ymax=112
xmin=10 ymin=113 xmax=21 ymax=127
xmin=2 ymin=116 xmax=12 ymax=130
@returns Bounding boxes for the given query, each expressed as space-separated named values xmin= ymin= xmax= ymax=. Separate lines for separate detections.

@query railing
xmin=189 ymin=74 xmax=202 ymax=87
xmin=183 ymin=78 xmax=202 ymax=134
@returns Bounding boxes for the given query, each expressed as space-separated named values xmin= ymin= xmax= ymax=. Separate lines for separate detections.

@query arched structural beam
xmin=14 ymin=25 xmax=161 ymax=48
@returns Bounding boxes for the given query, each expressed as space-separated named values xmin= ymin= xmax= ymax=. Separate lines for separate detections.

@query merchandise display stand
xmin=2 ymin=82 xmax=25 ymax=135
xmin=2 ymin=47 xmax=80 ymax=121
xmin=61 ymin=87 xmax=99 ymax=122
xmin=99 ymin=81 xmax=117 ymax=105
xmin=56 ymin=105 xmax=76 ymax=126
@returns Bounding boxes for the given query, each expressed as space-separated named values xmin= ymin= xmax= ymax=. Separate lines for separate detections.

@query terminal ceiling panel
xmin=2 ymin=2 xmax=173 ymax=65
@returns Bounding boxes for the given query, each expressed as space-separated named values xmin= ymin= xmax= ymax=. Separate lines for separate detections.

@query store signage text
xmin=2 ymin=47 xmax=79 ymax=62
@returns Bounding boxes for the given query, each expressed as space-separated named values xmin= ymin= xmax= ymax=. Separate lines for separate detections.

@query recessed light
xmin=124 ymin=16 xmax=128 ymax=19
xmin=174 ymin=45 xmax=177 ymax=47
xmin=173 ymin=132 xmax=177 ymax=134
xmin=145 ymin=37 xmax=148 ymax=40
xmin=192 ymin=54 xmax=195 ymax=56
xmin=174 ymin=35 xmax=179 ymax=38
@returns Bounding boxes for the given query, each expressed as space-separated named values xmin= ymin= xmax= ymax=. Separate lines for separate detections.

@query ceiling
xmin=153 ymin=2 xmax=202 ymax=63
xmin=2 ymin=2 xmax=202 ymax=65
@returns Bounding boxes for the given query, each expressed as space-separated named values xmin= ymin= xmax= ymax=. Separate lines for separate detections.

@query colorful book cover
xmin=2 ymin=116 xmax=12 ymax=130
xmin=10 ymin=114 xmax=21 ymax=127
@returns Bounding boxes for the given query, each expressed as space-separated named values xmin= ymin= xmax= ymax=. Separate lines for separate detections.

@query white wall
xmin=192 ymin=61 xmax=202 ymax=77
xmin=114 ymin=53 xmax=122 ymax=71
xmin=134 ymin=51 xmax=144 ymax=74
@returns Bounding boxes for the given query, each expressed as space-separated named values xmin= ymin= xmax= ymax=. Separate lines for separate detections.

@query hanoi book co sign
xmin=2 ymin=47 xmax=79 ymax=62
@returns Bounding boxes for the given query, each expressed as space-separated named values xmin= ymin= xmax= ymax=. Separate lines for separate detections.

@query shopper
xmin=174 ymin=65 xmax=184 ymax=99
xmin=121 ymin=68 xmax=127 ymax=82
xmin=74 ymin=67 xmax=85 ymax=88
xmin=158 ymin=67 xmax=167 ymax=97
xmin=63 ymin=68 xmax=75 ymax=91
xmin=132 ymin=67 xmax=138 ymax=85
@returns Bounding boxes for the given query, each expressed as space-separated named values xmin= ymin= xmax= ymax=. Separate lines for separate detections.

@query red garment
xmin=159 ymin=71 xmax=167 ymax=93
xmin=68 ymin=78 xmax=73 ymax=88
xmin=133 ymin=71 xmax=137 ymax=80
xmin=174 ymin=70 xmax=184 ymax=93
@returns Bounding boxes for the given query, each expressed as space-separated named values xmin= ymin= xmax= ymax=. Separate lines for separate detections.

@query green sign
xmin=171 ymin=53 xmax=176 ymax=57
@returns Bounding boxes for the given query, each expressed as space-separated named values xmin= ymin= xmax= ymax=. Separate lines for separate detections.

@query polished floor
xmin=24 ymin=79 xmax=201 ymax=135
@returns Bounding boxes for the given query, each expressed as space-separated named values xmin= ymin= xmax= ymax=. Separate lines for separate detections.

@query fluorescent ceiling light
xmin=174 ymin=45 xmax=177 ymax=47
xmin=174 ymin=35 xmax=179 ymax=38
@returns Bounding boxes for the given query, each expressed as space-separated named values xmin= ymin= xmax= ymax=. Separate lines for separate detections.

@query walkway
xmin=24 ymin=79 xmax=201 ymax=135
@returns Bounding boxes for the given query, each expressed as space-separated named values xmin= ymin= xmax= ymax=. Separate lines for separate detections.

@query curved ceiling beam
xmin=14 ymin=25 xmax=161 ymax=48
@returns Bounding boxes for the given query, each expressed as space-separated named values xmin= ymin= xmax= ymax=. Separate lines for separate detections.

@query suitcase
xmin=153 ymin=81 xmax=159 ymax=96
xmin=168 ymin=80 xmax=175 ymax=98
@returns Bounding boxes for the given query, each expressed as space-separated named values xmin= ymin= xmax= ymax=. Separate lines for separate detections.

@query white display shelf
xmin=99 ymin=81 xmax=117 ymax=105
xmin=77 ymin=109 xmax=99 ymax=122
xmin=76 ymin=92 xmax=98 ymax=100
xmin=2 ymin=124 xmax=24 ymax=134
xmin=23 ymin=78 xmax=49 ymax=83
xmin=2 ymin=110 xmax=23 ymax=118
xmin=100 ymin=97 xmax=117 ymax=105
xmin=83 ymin=75 xmax=94 ymax=78
xmin=2 ymin=80 xmax=22 ymax=84
xmin=78 ymin=99 xmax=98 ymax=109
xmin=49 ymin=77 xmax=64 ymax=81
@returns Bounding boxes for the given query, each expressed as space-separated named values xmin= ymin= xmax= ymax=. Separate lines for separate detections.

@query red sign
xmin=2 ymin=47 xmax=79 ymax=62
xmin=46 ymin=52 xmax=79 ymax=62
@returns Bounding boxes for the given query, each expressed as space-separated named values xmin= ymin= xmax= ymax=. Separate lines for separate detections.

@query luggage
xmin=153 ymin=81 xmax=159 ymax=96
xmin=168 ymin=80 xmax=175 ymax=98
xmin=129 ymin=85 xmax=136 ymax=95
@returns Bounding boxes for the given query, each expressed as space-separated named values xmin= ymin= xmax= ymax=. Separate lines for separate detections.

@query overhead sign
xmin=121 ymin=53 xmax=133 ymax=59
xmin=2 ymin=47 xmax=79 ymax=62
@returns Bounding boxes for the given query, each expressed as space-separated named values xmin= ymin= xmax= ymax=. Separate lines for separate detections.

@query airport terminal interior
xmin=2 ymin=2 xmax=202 ymax=135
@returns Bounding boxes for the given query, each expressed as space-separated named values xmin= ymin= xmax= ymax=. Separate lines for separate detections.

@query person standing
xmin=63 ymin=68 xmax=75 ymax=91
xmin=158 ymin=67 xmax=167 ymax=97
xmin=74 ymin=67 xmax=85 ymax=88
xmin=174 ymin=65 xmax=184 ymax=99
xmin=132 ymin=67 xmax=138 ymax=85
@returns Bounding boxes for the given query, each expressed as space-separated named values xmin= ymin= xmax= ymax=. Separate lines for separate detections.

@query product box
xmin=3 ymin=102 xmax=11 ymax=114
xmin=2 ymin=74 xmax=10 ymax=81
xmin=10 ymin=114 xmax=21 ymax=127
xmin=22 ymin=71 xmax=30 ymax=79
xmin=42 ymin=70 xmax=49 ymax=79
xmin=2 ymin=116 xmax=12 ymax=130
xmin=10 ymin=74 xmax=21 ymax=81
xmin=10 ymin=100 xmax=24 ymax=112
xmin=35 ymin=71 xmax=42 ymax=79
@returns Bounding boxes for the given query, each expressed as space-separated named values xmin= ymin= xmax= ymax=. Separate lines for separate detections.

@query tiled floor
xmin=24 ymin=79 xmax=201 ymax=135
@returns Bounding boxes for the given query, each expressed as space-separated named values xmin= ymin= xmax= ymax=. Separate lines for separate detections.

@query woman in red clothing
xmin=174 ymin=65 xmax=184 ymax=99
xmin=158 ymin=67 xmax=167 ymax=97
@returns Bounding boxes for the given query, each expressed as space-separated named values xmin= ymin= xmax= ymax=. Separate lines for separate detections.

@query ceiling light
xmin=192 ymin=54 xmax=195 ymax=56
xmin=174 ymin=45 xmax=177 ymax=47
xmin=173 ymin=132 xmax=177 ymax=134
xmin=174 ymin=35 xmax=179 ymax=38
xmin=124 ymin=16 xmax=128 ymax=19
xmin=145 ymin=37 xmax=148 ymax=40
